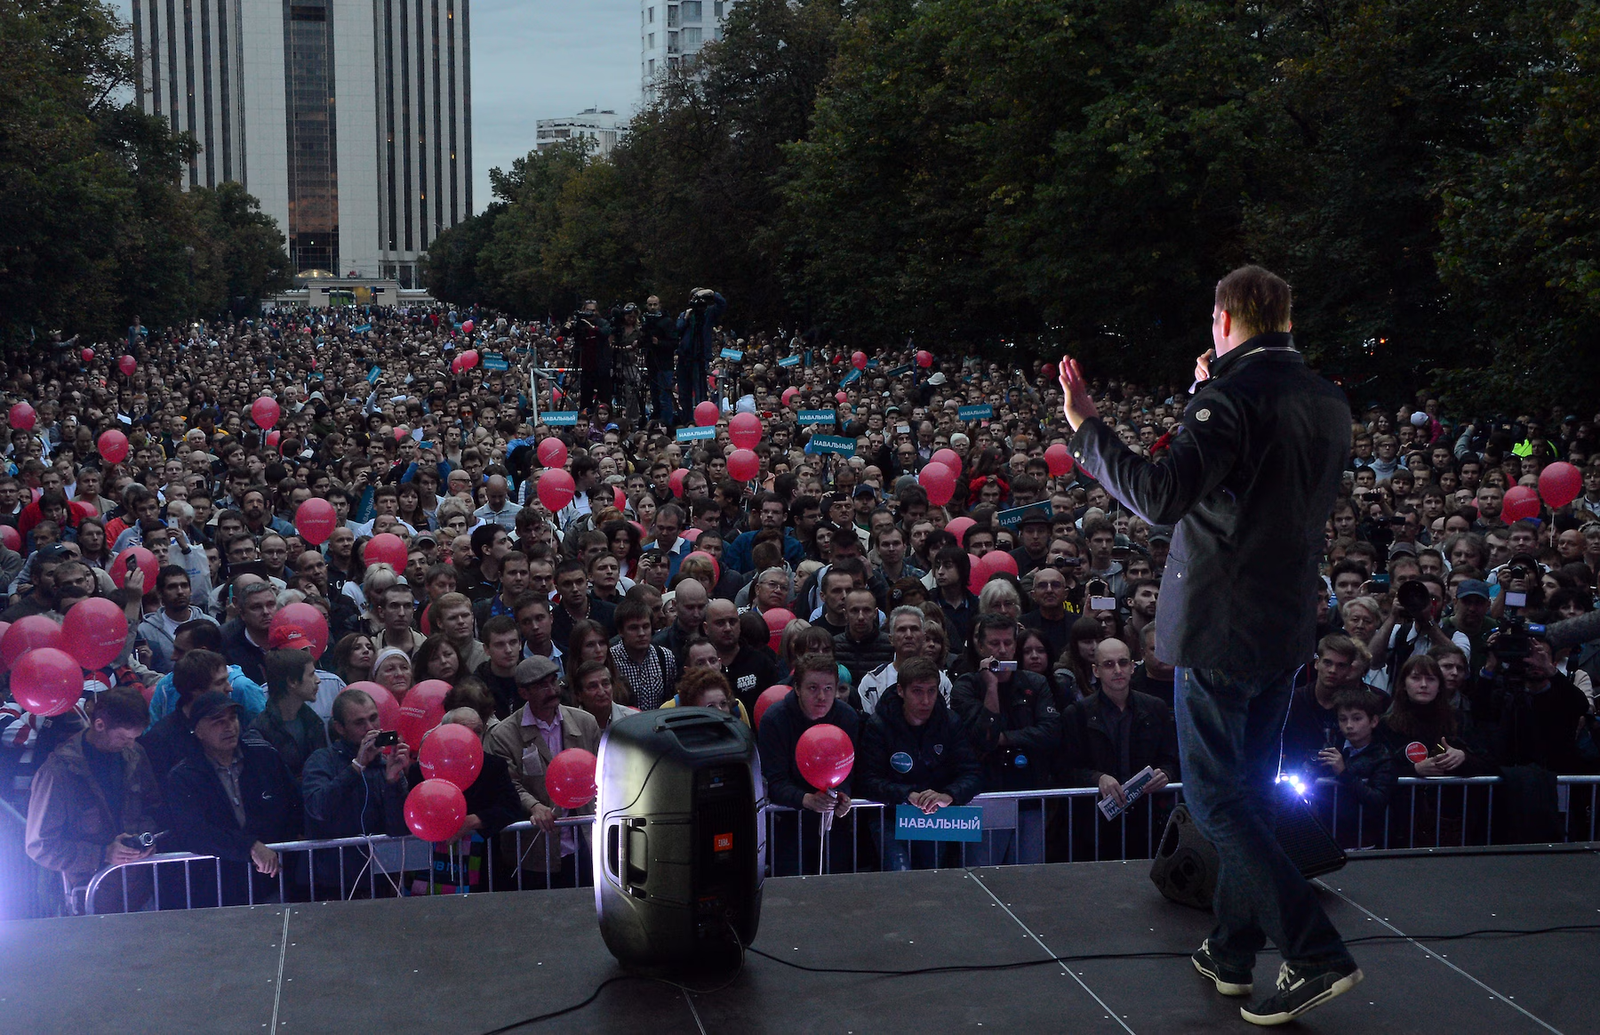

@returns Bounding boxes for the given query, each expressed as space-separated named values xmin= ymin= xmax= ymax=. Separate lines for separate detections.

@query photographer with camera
xmin=675 ymin=287 xmax=726 ymax=418
xmin=1477 ymin=623 xmax=1589 ymax=777
xmin=640 ymin=294 xmax=679 ymax=426
xmin=301 ymin=688 xmax=413 ymax=894
xmin=1366 ymin=575 xmax=1470 ymax=687
xmin=565 ymin=299 xmax=613 ymax=413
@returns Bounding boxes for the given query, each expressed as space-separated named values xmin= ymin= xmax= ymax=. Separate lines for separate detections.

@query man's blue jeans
xmin=676 ymin=350 xmax=706 ymax=416
xmin=651 ymin=364 xmax=675 ymax=427
xmin=1174 ymin=666 xmax=1355 ymax=971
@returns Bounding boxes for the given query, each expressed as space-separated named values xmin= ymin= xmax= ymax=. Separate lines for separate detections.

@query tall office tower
xmin=640 ymin=0 xmax=738 ymax=105
xmin=131 ymin=0 xmax=472 ymax=287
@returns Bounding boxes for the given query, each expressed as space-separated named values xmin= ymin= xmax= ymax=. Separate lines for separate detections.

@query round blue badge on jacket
xmin=890 ymin=751 xmax=914 ymax=773
xmin=1014 ymin=753 xmax=1029 ymax=768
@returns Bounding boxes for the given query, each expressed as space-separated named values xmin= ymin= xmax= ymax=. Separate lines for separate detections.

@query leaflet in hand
xmin=1098 ymin=765 xmax=1156 ymax=821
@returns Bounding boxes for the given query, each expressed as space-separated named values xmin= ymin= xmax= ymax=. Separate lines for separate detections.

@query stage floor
xmin=1 ymin=845 xmax=1595 ymax=1034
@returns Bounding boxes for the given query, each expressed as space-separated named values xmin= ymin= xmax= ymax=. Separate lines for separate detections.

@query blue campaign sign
xmin=540 ymin=411 xmax=579 ymax=426
xmin=352 ymin=323 xmax=372 ymax=334
xmin=885 ymin=363 xmax=913 ymax=377
xmin=797 ymin=409 xmax=836 ymax=425
xmin=366 ymin=367 xmax=382 ymax=384
xmin=958 ymin=404 xmax=994 ymax=421
xmin=676 ymin=425 xmax=716 ymax=442
xmin=894 ymin=805 xmax=984 ymax=842
xmin=720 ymin=348 xmax=744 ymax=362
xmin=482 ymin=357 xmax=510 ymax=371
xmin=778 ymin=355 xmax=801 ymax=368
xmin=996 ymin=501 xmax=1054 ymax=531
xmin=839 ymin=368 xmax=862 ymax=387
xmin=809 ymin=434 xmax=857 ymax=457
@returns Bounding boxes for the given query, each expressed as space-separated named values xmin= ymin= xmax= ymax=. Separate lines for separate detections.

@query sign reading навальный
xmin=540 ymin=411 xmax=578 ymax=426
xmin=958 ymin=404 xmax=994 ymax=421
xmin=676 ymin=426 xmax=716 ymax=442
xmin=797 ymin=409 xmax=835 ymax=425
xmin=894 ymin=805 xmax=983 ymax=842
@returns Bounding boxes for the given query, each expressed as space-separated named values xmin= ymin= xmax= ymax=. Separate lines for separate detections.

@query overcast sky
xmin=109 ymin=0 xmax=642 ymax=213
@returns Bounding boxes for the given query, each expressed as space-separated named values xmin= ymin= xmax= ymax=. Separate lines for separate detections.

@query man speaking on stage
xmin=1058 ymin=265 xmax=1362 ymax=1026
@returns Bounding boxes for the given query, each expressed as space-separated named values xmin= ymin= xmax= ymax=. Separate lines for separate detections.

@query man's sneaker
xmin=1240 ymin=961 xmax=1363 ymax=1026
xmin=1191 ymin=939 xmax=1253 ymax=996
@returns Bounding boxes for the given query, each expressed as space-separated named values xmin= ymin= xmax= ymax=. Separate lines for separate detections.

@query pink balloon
xmin=11 ymin=647 xmax=82 ymax=718
xmin=546 ymin=748 xmax=598 ymax=809
xmin=398 ymin=680 xmax=451 ymax=751
xmin=8 ymin=402 xmax=35 ymax=430
xmin=1502 ymin=484 xmax=1541 ymax=523
xmin=795 ymin=723 xmax=854 ymax=790
xmin=694 ymin=401 xmax=720 ymax=427
xmin=347 ymin=681 xmax=401 ymax=731
xmin=392 ymin=426 xmax=408 ymax=442
xmin=1 ymin=615 xmax=64 ymax=669
xmin=273 ymin=601 xmax=330 ymax=657
xmin=0 ymin=525 xmax=18 ymax=552
xmin=1538 ymin=461 xmax=1582 ymax=509
xmin=419 ymin=723 xmax=485 ymax=790
xmin=266 ymin=430 xmax=282 ymax=449
xmin=80 ymin=348 xmax=95 ymax=363
xmin=612 ymin=485 xmax=626 ymax=512
xmin=294 ymin=497 xmax=337 ymax=546
xmin=462 ymin=319 xmax=475 ymax=335
xmin=835 ymin=391 xmax=848 ymax=405
xmin=729 ymin=412 xmax=762 ymax=450
xmin=365 ymin=532 xmax=409 ymax=572
xmin=919 ymin=461 xmax=957 ymax=506
xmin=683 ymin=528 xmax=704 ymax=545
xmin=537 ymin=468 xmax=576 ymax=512
xmin=762 ymin=608 xmax=796 ymax=652
xmin=118 ymin=354 xmax=136 ymax=376
xmin=986 ymin=551 xmax=1019 ymax=577
xmin=781 ymin=387 xmax=800 ymax=407
xmin=1045 ymin=443 xmax=1072 ymax=477
xmin=461 ymin=350 xmax=480 ymax=370
xmin=916 ymin=350 xmax=933 ymax=368
xmin=60 ymin=597 xmax=128 ymax=670
xmin=944 ymin=516 xmax=976 ymax=543
xmin=754 ymin=685 xmax=790 ymax=728
xmin=110 ymin=546 xmax=158 ymax=589
xmin=727 ymin=447 xmax=760 ymax=481
xmin=967 ymin=553 xmax=987 ymax=596
xmin=97 ymin=429 xmax=130 ymax=464
xmin=405 ymin=779 xmax=468 ymax=842
xmin=851 ymin=351 xmax=867 ymax=370
xmin=250 ymin=396 xmax=281 ymax=429
xmin=668 ymin=469 xmax=688 ymax=498
xmin=684 ymin=549 xmax=720 ymax=581
xmin=931 ymin=448 xmax=962 ymax=472
xmin=536 ymin=437 xmax=568 ymax=468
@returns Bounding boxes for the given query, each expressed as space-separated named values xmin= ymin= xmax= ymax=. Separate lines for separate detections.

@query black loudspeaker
xmin=1151 ymin=799 xmax=1346 ymax=910
xmin=594 ymin=707 xmax=763 ymax=970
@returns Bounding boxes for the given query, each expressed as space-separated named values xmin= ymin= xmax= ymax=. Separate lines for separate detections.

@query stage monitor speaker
xmin=1150 ymin=799 xmax=1346 ymax=910
xmin=594 ymin=707 xmax=763 ymax=969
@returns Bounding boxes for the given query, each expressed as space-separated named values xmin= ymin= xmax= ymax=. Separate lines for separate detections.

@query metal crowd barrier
xmin=68 ymin=776 xmax=1600 ymax=915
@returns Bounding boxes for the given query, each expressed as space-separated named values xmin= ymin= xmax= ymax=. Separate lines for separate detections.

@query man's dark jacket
xmin=167 ymin=734 xmax=304 ymax=904
xmin=832 ymin=630 xmax=895 ymax=688
xmin=1069 ymin=334 xmax=1351 ymax=673
xmin=138 ymin=709 xmax=205 ymax=790
xmin=220 ymin=617 xmax=268 ymax=684
xmin=950 ymin=669 xmax=1060 ymax=791
xmin=1056 ymin=690 xmax=1181 ymax=788
xmin=860 ymin=688 xmax=983 ymax=807
xmin=757 ymin=693 xmax=859 ymax=810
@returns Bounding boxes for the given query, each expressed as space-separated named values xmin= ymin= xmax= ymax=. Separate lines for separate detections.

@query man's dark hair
xmin=331 ymin=687 xmax=374 ymax=727
xmin=173 ymin=648 xmax=227 ymax=704
xmin=156 ymin=564 xmax=189 ymax=589
xmin=896 ymin=655 xmax=941 ymax=693
xmin=263 ymin=648 xmax=313 ymax=699
xmin=1123 ymin=577 xmax=1160 ymax=602
xmin=1330 ymin=688 xmax=1384 ymax=721
xmin=510 ymin=591 xmax=551 ymax=615
xmin=614 ymin=598 xmax=651 ymax=629
xmin=933 ymin=545 xmax=970 ymax=585
xmin=470 ymin=523 xmax=500 ymax=558
xmin=788 ymin=494 xmax=820 ymax=523
xmin=174 ymin=618 xmax=223 ymax=652
xmin=91 ymin=687 xmax=150 ymax=731
xmin=1081 ymin=515 xmax=1115 ymax=541
xmin=571 ymin=455 xmax=599 ymax=480
xmin=1329 ymin=559 xmax=1367 ymax=584
xmin=481 ymin=614 xmax=519 ymax=642
xmin=1215 ymin=265 xmax=1292 ymax=337
xmin=554 ymin=557 xmax=587 ymax=581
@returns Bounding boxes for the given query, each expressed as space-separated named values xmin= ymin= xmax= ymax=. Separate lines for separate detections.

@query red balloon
xmin=0 ymin=525 xmax=18 ymax=552
xmin=546 ymin=747 xmax=598 ymax=809
xmin=762 ymin=608 xmax=796 ymax=652
xmin=781 ymin=387 xmax=800 ymax=407
xmin=1538 ymin=461 xmax=1582 ymax=509
xmin=365 ymin=532 xmax=408 ymax=571
xmin=795 ymin=723 xmax=854 ymax=791
xmin=986 ymin=551 xmax=1019 ymax=577
xmin=729 ymin=412 xmax=762 ymax=450
xmin=754 ymin=685 xmax=790 ymax=728
xmin=536 ymin=437 xmax=568 ymax=468
xmin=69 ymin=501 xmax=95 ymax=522
xmin=727 ymin=447 xmax=760 ymax=481
xmin=347 ymin=681 xmax=401 ymax=731
xmin=612 ymin=485 xmax=626 ymax=512
xmin=694 ymin=401 xmax=720 ymax=427
xmin=419 ymin=723 xmax=484 ymax=790
xmin=931 ymin=448 xmax=962 ymax=472
xmin=60 ymin=597 xmax=128 ymax=669
xmin=392 ymin=426 xmax=408 ymax=442
xmin=397 ymin=679 xmax=451 ymax=751
xmin=80 ymin=348 xmax=95 ymax=363
xmin=668 ymin=469 xmax=688 ymax=497
xmin=8 ymin=402 xmax=35 ymax=430
xmin=851 ymin=351 xmax=867 ymax=370
xmin=461 ymin=350 xmax=480 ymax=370
xmin=266 ymin=430 xmax=282 ymax=449
xmin=944 ymin=516 xmax=976 ymax=544
xmin=919 ymin=461 xmax=957 ymax=506
xmin=1 ymin=614 xmax=64 ymax=669
xmin=294 ymin=497 xmax=337 ymax=546
xmin=916 ymin=350 xmax=933 ymax=368
xmin=537 ymin=468 xmax=576 ymax=512
xmin=462 ymin=319 xmax=475 ymax=335
xmin=1045 ymin=443 xmax=1072 ymax=477
xmin=273 ymin=601 xmax=330 ymax=657
xmin=97 ymin=429 xmax=130 ymax=464
xmin=684 ymin=549 xmax=720 ymax=581
xmin=404 ymin=778 xmax=468 ymax=842
xmin=118 ymin=354 xmax=136 ymax=376
xmin=967 ymin=553 xmax=988 ymax=595
xmin=451 ymin=355 xmax=466 ymax=374
xmin=11 ymin=647 xmax=83 ymax=718
xmin=1501 ymin=484 xmax=1541 ymax=523
xmin=835 ymin=391 xmax=848 ymax=405
xmin=250 ymin=396 xmax=281 ymax=430
xmin=110 ymin=546 xmax=158 ymax=589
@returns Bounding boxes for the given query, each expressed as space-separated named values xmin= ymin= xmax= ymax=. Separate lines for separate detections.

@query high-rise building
xmin=640 ymin=0 xmax=738 ymax=105
xmin=536 ymin=109 xmax=627 ymax=157
xmin=130 ymin=0 xmax=472 ymax=287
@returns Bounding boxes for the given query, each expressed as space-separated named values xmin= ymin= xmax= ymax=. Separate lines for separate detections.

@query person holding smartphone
xmin=300 ymin=687 xmax=413 ymax=895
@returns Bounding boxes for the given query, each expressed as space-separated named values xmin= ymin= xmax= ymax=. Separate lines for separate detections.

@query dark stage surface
xmin=1 ymin=846 xmax=1595 ymax=1034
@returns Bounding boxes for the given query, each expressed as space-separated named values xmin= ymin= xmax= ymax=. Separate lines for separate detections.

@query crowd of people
xmin=4 ymin=291 xmax=1599 ymax=913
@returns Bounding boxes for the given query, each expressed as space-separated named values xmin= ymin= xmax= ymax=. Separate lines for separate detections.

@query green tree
xmin=423 ymin=204 xmax=505 ymax=307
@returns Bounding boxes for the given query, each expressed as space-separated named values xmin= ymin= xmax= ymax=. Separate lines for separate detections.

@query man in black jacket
xmin=640 ymin=295 xmax=678 ymax=426
xmin=139 ymin=649 xmax=232 ymax=789
xmin=860 ymin=657 xmax=982 ymax=871
xmin=757 ymin=652 xmax=859 ymax=876
xmin=1061 ymin=266 xmax=1361 ymax=1023
xmin=301 ymin=687 xmax=413 ymax=896
xmin=167 ymin=692 xmax=303 ymax=905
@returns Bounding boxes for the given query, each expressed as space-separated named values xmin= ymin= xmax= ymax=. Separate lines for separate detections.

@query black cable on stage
xmin=476 ymin=921 xmax=1600 ymax=1030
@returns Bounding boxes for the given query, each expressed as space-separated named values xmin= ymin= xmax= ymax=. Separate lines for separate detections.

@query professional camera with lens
xmin=1493 ymin=614 xmax=1546 ymax=683
xmin=1394 ymin=578 xmax=1432 ymax=619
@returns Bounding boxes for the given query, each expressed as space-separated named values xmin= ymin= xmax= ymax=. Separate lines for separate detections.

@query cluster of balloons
xmin=451 ymin=350 xmax=480 ymax=374
xmin=2 ymin=595 xmax=144 ymax=717
xmin=1498 ymin=461 xmax=1582 ymax=522
xmin=967 ymin=550 xmax=1019 ymax=595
